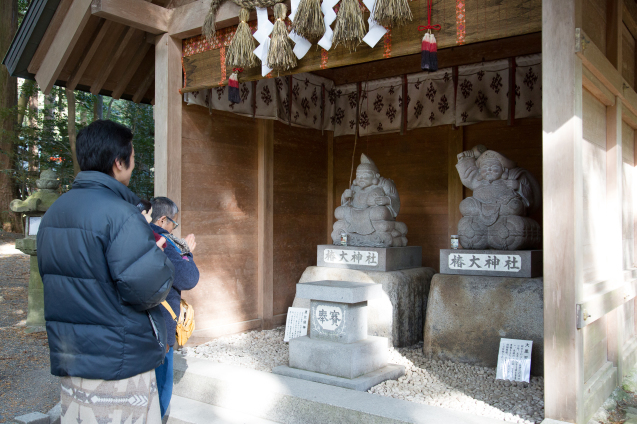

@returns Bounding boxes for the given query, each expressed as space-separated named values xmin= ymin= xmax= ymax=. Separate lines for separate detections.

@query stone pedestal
xmin=423 ymin=273 xmax=544 ymax=376
xmin=15 ymin=237 xmax=45 ymax=332
xmin=317 ymin=245 xmax=422 ymax=272
xmin=293 ymin=266 xmax=435 ymax=347
xmin=440 ymin=249 xmax=543 ymax=278
xmin=274 ymin=280 xmax=404 ymax=391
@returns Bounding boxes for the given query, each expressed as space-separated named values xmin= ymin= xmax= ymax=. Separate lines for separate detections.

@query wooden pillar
xmin=607 ymin=98 xmax=625 ymax=379
xmin=542 ymin=0 xmax=584 ymax=422
xmin=447 ymin=126 xmax=464 ymax=244
xmin=154 ymin=33 xmax=182 ymax=237
xmin=327 ymin=131 xmax=334 ymax=244
xmin=258 ymin=119 xmax=274 ymax=331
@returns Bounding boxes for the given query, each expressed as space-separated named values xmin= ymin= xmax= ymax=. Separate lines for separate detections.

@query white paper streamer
xmin=317 ymin=0 xmax=340 ymax=51
xmin=253 ymin=7 xmax=274 ymax=76
xmin=361 ymin=0 xmax=386 ymax=48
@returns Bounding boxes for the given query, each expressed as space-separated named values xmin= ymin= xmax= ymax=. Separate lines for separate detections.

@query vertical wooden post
xmin=447 ymin=126 xmax=464 ymax=244
xmin=327 ymin=131 xmax=334 ymax=244
xmin=258 ymin=119 xmax=274 ymax=330
xmin=607 ymin=98 xmax=625 ymax=379
xmin=154 ymin=33 xmax=182 ymax=237
xmin=543 ymin=0 xmax=584 ymax=422
xmin=606 ymin=0 xmax=623 ymax=71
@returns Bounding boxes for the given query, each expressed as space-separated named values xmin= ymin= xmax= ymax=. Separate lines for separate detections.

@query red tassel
xmin=417 ymin=0 xmax=440 ymax=72
xmin=421 ymin=32 xmax=431 ymax=71
xmin=428 ymin=32 xmax=438 ymax=71
xmin=228 ymin=68 xmax=242 ymax=104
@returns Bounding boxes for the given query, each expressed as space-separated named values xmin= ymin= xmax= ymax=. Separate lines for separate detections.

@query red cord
xmin=233 ymin=67 xmax=244 ymax=73
xmin=417 ymin=0 xmax=441 ymax=31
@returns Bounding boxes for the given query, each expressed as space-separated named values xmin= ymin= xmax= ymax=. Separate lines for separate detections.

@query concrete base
xmin=318 ymin=245 xmax=422 ymax=272
xmin=272 ymin=364 xmax=405 ymax=391
xmin=440 ymin=249 xmax=542 ymax=278
xmin=289 ymin=335 xmax=388 ymax=379
xmin=294 ymin=266 xmax=436 ymax=347
xmin=423 ymin=273 xmax=543 ymax=376
xmin=172 ymin=354 xmax=510 ymax=424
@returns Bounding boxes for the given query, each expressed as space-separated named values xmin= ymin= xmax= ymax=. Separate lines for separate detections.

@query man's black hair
xmin=76 ymin=120 xmax=133 ymax=176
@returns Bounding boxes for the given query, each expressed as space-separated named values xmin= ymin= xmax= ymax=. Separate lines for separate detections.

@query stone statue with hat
xmin=332 ymin=154 xmax=408 ymax=247
xmin=456 ymin=145 xmax=541 ymax=250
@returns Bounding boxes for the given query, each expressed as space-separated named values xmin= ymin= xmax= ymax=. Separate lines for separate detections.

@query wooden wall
xmin=333 ymin=119 xmax=543 ymax=271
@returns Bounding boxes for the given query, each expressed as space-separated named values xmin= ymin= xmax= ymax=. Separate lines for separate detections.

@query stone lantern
xmin=9 ymin=170 xmax=60 ymax=332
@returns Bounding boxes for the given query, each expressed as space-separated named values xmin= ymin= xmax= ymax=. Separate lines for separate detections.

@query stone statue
xmin=10 ymin=169 xmax=60 ymax=213
xmin=332 ymin=154 xmax=408 ymax=247
xmin=456 ymin=145 xmax=541 ymax=250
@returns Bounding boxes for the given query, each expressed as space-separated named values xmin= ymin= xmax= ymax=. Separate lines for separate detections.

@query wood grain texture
xmin=583 ymin=316 xmax=609 ymax=382
xmin=180 ymin=105 xmax=259 ymax=333
xmin=181 ymin=0 xmax=541 ymax=92
xmin=111 ymin=41 xmax=153 ymax=99
xmin=258 ymin=119 xmax=274 ymax=329
xmin=606 ymin=0 xmax=622 ymax=70
xmin=91 ymin=0 xmax=170 ymax=34
xmin=90 ymin=27 xmax=137 ymax=94
xmin=327 ymin=131 xmax=334 ymax=244
xmin=447 ymin=127 xmax=463 ymax=244
xmin=622 ymin=24 xmax=635 ymax=88
xmin=584 ymin=0 xmax=608 ymax=55
xmin=66 ymin=18 xmax=109 ymax=90
xmin=28 ymin=0 xmax=74 ymax=74
xmin=273 ymin=121 xmax=327 ymax=316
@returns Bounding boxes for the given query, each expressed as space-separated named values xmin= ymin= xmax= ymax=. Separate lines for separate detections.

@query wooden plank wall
xmin=273 ymin=121 xmax=328 ymax=316
xmin=180 ymin=104 xmax=260 ymax=342
xmin=333 ymin=119 xmax=542 ymax=271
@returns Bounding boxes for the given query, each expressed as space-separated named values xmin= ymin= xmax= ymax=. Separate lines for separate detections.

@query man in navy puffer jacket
xmin=37 ymin=120 xmax=174 ymax=422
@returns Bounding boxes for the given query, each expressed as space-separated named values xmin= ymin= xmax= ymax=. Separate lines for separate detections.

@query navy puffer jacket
xmin=37 ymin=171 xmax=175 ymax=380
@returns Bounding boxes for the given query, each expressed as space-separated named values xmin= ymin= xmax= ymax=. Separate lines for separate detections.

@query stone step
xmin=166 ymin=395 xmax=280 ymax=424
xmin=173 ymin=354 xmax=508 ymax=424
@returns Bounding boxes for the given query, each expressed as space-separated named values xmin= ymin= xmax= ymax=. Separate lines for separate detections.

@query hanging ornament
xmin=292 ymin=0 xmax=325 ymax=41
xmin=333 ymin=0 xmax=366 ymax=51
xmin=227 ymin=8 xmax=259 ymax=68
xmin=203 ymin=0 xmax=284 ymax=42
xmin=228 ymin=68 xmax=243 ymax=103
xmin=267 ymin=3 xmax=298 ymax=72
xmin=372 ymin=0 xmax=412 ymax=28
xmin=418 ymin=0 xmax=440 ymax=71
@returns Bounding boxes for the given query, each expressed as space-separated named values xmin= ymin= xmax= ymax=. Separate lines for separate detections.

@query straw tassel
xmin=332 ymin=0 xmax=366 ymax=51
xmin=372 ymin=0 xmax=413 ymax=28
xmin=203 ymin=0 xmax=224 ymax=42
xmin=228 ymin=69 xmax=242 ymax=103
xmin=292 ymin=0 xmax=325 ymax=41
xmin=227 ymin=8 xmax=259 ymax=68
xmin=267 ymin=4 xmax=297 ymax=72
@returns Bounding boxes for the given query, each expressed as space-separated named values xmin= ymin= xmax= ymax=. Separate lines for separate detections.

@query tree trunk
xmin=66 ymin=89 xmax=80 ymax=176
xmin=93 ymin=94 xmax=103 ymax=120
xmin=0 ymin=0 xmax=21 ymax=233
xmin=105 ymin=97 xmax=114 ymax=120
xmin=28 ymin=84 xmax=39 ymax=173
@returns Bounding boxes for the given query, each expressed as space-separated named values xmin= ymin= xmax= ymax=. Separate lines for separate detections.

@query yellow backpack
xmin=161 ymin=299 xmax=195 ymax=347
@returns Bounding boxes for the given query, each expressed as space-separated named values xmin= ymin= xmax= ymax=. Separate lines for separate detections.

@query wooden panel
xmin=607 ymin=0 xmax=623 ymax=70
xmin=582 ymin=89 xmax=608 ymax=284
xmin=181 ymin=0 xmax=541 ymax=91
xmin=623 ymin=24 xmax=635 ymax=88
xmin=180 ymin=105 xmax=259 ymax=333
xmin=327 ymin=131 xmax=334 ymax=243
xmin=623 ymin=122 xmax=635 ymax=270
xmin=258 ymin=119 xmax=274 ymax=330
xmin=273 ymin=122 xmax=327 ymax=316
xmin=583 ymin=0 xmax=608 ymax=55
xmin=583 ymin=315 xmax=609 ymax=383
xmin=625 ymin=301 xmax=635 ymax=340
xmin=447 ymin=127 xmax=463 ymax=244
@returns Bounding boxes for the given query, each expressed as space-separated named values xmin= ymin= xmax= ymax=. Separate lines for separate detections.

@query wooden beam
xmin=171 ymin=0 xmax=237 ymax=40
xmin=327 ymin=131 xmax=334 ymax=244
xmin=90 ymin=26 xmax=137 ymax=94
xmin=154 ymin=33 xmax=181 ymax=239
xmin=111 ymin=41 xmax=152 ymax=99
xmin=543 ymin=0 xmax=584 ymax=422
xmin=91 ymin=0 xmax=170 ymax=34
xmin=447 ymin=126 xmax=463 ymax=245
xmin=35 ymin=0 xmax=92 ymax=94
xmin=28 ymin=0 xmax=74 ymax=75
xmin=132 ymin=64 xmax=155 ymax=103
xmin=258 ymin=119 xmax=274 ymax=331
xmin=582 ymin=66 xmax=615 ymax=106
xmin=67 ymin=19 xmax=110 ymax=90
xmin=607 ymin=0 xmax=623 ymax=70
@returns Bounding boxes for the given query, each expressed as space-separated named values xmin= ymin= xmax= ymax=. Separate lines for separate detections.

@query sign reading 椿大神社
xmin=448 ymin=253 xmax=522 ymax=272
xmin=496 ymin=338 xmax=533 ymax=383
xmin=284 ymin=307 xmax=309 ymax=342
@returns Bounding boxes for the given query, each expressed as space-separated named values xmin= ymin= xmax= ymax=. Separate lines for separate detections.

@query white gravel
xmin=181 ymin=327 xmax=544 ymax=424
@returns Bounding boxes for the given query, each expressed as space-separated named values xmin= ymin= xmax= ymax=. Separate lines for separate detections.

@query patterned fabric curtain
xmin=358 ymin=77 xmax=403 ymax=136
xmin=211 ymin=84 xmax=253 ymax=116
xmin=456 ymin=59 xmax=509 ymax=126
xmin=330 ymin=84 xmax=358 ymax=137
xmin=290 ymin=74 xmax=334 ymax=130
xmin=183 ymin=90 xmax=210 ymax=108
xmin=407 ymin=69 xmax=455 ymax=130
xmin=515 ymin=54 xmax=542 ymax=120
xmin=253 ymin=79 xmax=277 ymax=119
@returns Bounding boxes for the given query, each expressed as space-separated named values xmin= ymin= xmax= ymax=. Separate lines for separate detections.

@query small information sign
xmin=496 ymin=338 xmax=533 ymax=383
xmin=448 ymin=253 xmax=522 ymax=272
xmin=284 ymin=307 xmax=309 ymax=342
xmin=323 ymin=248 xmax=378 ymax=267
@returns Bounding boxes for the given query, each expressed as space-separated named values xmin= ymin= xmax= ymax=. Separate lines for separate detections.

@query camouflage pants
xmin=60 ymin=369 xmax=161 ymax=424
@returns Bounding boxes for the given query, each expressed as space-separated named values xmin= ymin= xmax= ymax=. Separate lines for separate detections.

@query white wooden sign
xmin=448 ymin=253 xmax=522 ymax=272
xmin=323 ymin=249 xmax=378 ymax=267
xmin=284 ymin=307 xmax=309 ymax=342
xmin=496 ymin=338 xmax=533 ymax=383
